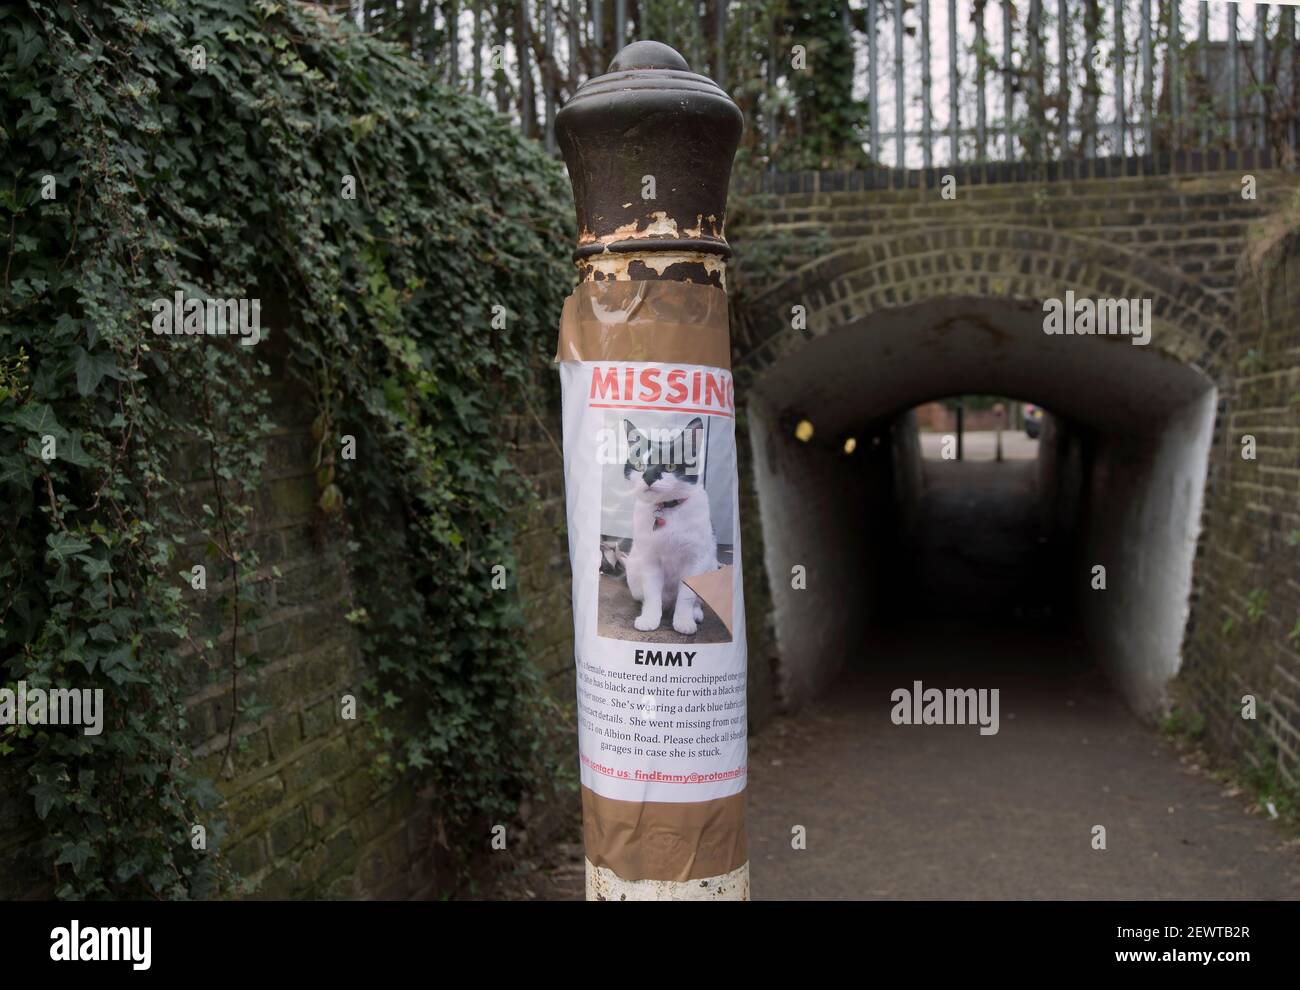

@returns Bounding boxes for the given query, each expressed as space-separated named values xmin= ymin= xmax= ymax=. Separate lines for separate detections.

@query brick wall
xmin=0 ymin=335 xmax=450 ymax=900
xmin=178 ymin=351 xmax=446 ymax=901
xmin=1180 ymin=226 xmax=1300 ymax=789
xmin=733 ymin=157 xmax=1300 ymax=788
xmin=508 ymin=358 xmax=577 ymax=704
xmin=739 ymin=153 xmax=1292 ymax=301
xmin=504 ymin=356 xmax=582 ymax=840
xmin=210 ymin=338 xmax=599 ymax=894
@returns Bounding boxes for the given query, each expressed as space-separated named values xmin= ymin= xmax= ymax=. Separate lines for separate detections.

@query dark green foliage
xmin=723 ymin=0 xmax=871 ymax=174
xmin=2 ymin=0 xmax=571 ymax=897
xmin=777 ymin=0 xmax=869 ymax=171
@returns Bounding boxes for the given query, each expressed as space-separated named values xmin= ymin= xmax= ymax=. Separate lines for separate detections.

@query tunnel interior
xmin=747 ymin=296 xmax=1218 ymax=717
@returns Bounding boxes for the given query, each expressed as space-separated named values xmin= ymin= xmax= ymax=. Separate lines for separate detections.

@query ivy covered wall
xmin=0 ymin=0 xmax=574 ymax=898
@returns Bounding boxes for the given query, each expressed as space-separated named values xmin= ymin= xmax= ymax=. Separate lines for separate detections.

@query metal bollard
xmin=557 ymin=40 xmax=741 ymax=290
xmin=554 ymin=41 xmax=748 ymax=901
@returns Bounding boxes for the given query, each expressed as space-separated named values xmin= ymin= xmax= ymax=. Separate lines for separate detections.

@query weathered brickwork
xmin=1179 ymin=228 xmax=1300 ymax=789
xmin=211 ymin=344 xmax=588 ymax=896
xmin=732 ymin=154 xmax=1300 ymax=789
xmin=175 ymin=362 xmax=446 ymax=901
xmin=504 ymin=356 xmax=584 ymax=840
xmin=729 ymin=168 xmax=1291 ymax=398
xmin=507 ymin=358 xmax=576 ymax=703
xmin=738 ymin=153 xmax=1290 ymax=302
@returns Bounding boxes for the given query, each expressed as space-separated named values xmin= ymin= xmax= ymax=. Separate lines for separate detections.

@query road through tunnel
xmin=744 ymin=295 xmax=1219 ymax=718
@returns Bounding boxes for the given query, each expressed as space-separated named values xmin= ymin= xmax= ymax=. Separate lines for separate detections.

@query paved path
xmin=745 ymin=457 xmax=1299 ymax=899
xmin=496 ymin=633 xmax=1300 ymax=900
xmin=746 ymin=629 xmax=1300 ymax=899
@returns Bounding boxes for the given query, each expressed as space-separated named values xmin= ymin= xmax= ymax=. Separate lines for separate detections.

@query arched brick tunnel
xmin=739 ymin=228 xmax=1226 ymax=715
xmin=743 ymin=291 xmax=1216 ymax=711
xmin=720 ymin=170 xmax=1300 ymax=897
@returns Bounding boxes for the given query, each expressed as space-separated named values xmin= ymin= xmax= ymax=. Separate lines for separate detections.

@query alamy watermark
xmin=596 ymin=421 xmax=703 ymax=472
xmin=50 ymin=921 xmax=150 ymax=970
xmin=151 ymin=290 xmax=262 ymax=346
xmin=1042 ymin=291 xmax=1151 ymax=346
xmin=890 ymin=680 xmax=1000 ymax=736
xmin=0 ymin=682 xmax=104 ymax=736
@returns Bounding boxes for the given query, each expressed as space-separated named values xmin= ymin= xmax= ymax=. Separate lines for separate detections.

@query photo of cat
xmin=595 ymin=411 xmax=734 ymax=645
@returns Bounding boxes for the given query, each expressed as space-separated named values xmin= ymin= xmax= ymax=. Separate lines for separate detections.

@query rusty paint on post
xmin=557 ymin=40 xmax=742 ymax=290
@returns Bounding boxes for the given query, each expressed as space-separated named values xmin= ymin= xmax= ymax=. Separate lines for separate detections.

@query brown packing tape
xmin=682 ymin=564 xmax=735 ymax=637
xmin=582 ymin=785 xmax=748 ymax=882
xmin=556 ymin=280 xmax=732 ymax=368
xmin=562 ymin=278 xmax=744 ymax=888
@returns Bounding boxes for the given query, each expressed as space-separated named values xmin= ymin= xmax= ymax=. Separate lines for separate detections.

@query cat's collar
xmin=652 ymin=497 xmax=687 ymax=528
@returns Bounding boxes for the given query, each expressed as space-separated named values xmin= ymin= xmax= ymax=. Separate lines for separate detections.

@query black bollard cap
xmin=556 ymin=41 xmax=744 ymax=284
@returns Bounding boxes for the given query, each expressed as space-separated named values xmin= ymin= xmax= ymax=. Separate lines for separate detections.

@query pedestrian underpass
xmin=745 ymin=295 xmax=1217 ymax=716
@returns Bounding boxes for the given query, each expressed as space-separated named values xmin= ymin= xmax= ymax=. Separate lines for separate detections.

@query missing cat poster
xmin=556 ymin=279 xmax=748 ymax=884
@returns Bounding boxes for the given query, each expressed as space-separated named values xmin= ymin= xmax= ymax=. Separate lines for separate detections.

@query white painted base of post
xmin=584 ymin=859 xmax=750 ymax=901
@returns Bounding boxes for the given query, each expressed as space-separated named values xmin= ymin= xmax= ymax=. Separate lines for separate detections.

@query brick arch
xmin=733 ymin=224 xmax=1233 ymax=387
xmin=732 ymin=221 xmax=1233 ymax=716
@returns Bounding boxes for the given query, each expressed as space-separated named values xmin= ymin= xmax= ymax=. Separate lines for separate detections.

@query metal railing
xmin=343 ymin=1 xmax=1300 ymax=171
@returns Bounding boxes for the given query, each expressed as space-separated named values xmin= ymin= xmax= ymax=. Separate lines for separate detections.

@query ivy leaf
xmin=76 ymin=555 xmax=113 ymax=580
xmin=87 ymin=622 xmax=117 ymax=643
xmin=72 ymin=347 xmax=119 ymax=397
xmin=46 ymin=532 xmax=92 ymax=562
xmin=13 ymin=27 xmax=44 ymax=71
xmin=99 ymin=643 xmax=134 ymax=673
xmin=9 ymin=402 xmax=66 ymax=439
xmin=2 ymin=0 xmax=572 ymax=898
xmin=29 ymin=779 xmax=62 ymax=821
xmin=56 ymin=840 xmax=94 ymax=876
xmin=48 ymin=562 xmax=78 ymax=598
xmin=57 ymin=432 xmax=96 ymax=468
xmin=0 ymin=453 xmax=34 ymax=488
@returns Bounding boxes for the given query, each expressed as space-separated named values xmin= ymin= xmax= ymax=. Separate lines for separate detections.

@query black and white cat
xmin=621 ymin=417 xmax=718 ymax=635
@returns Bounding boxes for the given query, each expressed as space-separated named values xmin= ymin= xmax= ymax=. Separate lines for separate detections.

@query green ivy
xmin=2 ymin=0 xmax=571 ymax=897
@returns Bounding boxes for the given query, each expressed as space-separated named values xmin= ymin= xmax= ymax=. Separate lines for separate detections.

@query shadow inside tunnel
xmin=847 ymin=444 xmax=1106 ymax=734
xmin=881 ymin=455 xmax=1068 ymax=626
